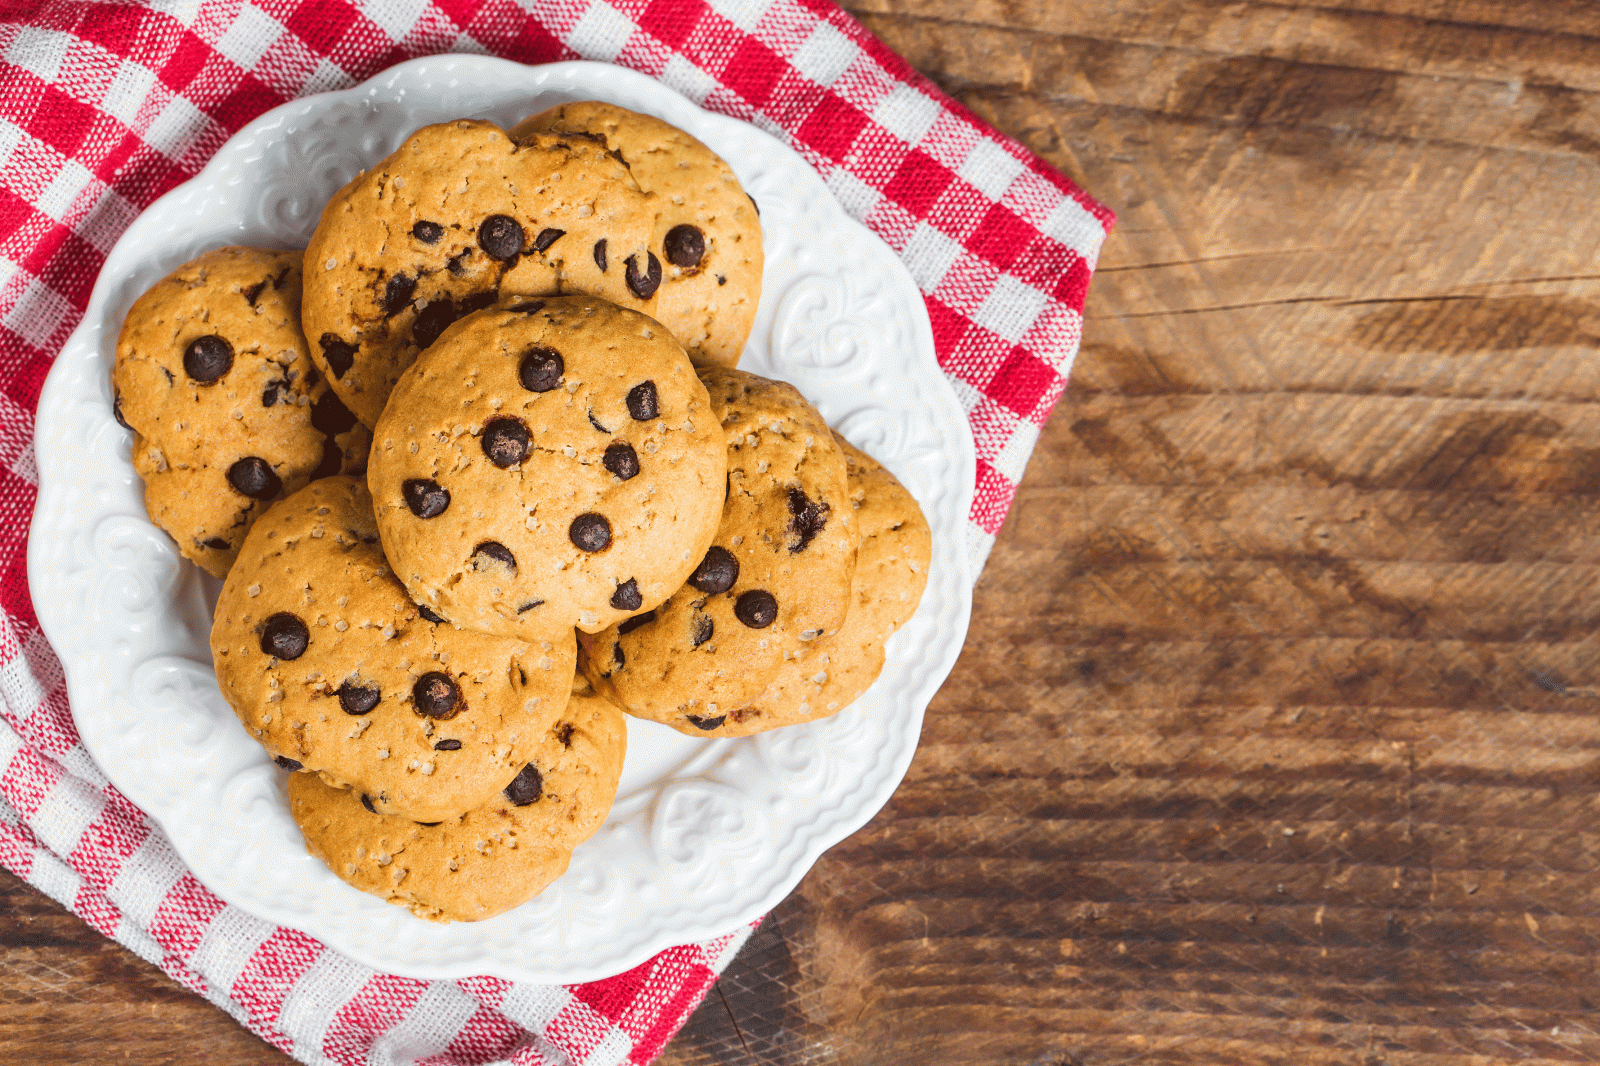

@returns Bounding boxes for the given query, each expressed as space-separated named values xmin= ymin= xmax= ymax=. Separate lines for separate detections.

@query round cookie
xmin=690 ymin=434 xmax=931 ymax=737
xmin=288 ymin=675 xmax=626 ymax=922
xmin=510 ymin=101 xmax=762 ymax=369
xmin=304 ymin=111 xmax=758 ymax=430
xmin=112 ymin=246 xmax=369 ymax=578
xmin=368 ymin=295 xmax=726 ymax=637
xmin=211 ymin=476 xmax=575 ymax=822
xmin=580 ymin=367 xmax=856 ymax=729
xmin=304 ymin=119 xmax=657 ymax=428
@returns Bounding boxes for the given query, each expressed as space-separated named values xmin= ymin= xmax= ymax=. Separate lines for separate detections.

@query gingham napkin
xmin=0 ymin=0 xmax=1112 ymax=1063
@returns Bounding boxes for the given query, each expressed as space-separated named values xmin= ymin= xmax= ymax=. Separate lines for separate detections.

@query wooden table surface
xmin=10 ymin=0 xmax=1600 ymax=1062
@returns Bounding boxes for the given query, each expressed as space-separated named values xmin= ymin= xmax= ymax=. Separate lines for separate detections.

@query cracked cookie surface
xmin=210 ymin=476 xmax=575 ymax=822
xmin=303 ymin=109 xmax=760 ymax=430
xmin=580 ymin=367 xmax=856 ymax=729
xmin=510 ymin=101 xmax=762 ymax=369
xmin=112 ymin=246 xmax=369 ymax=578
xmin=693 ymin=434 xmax=931 ymax=737
xmin=368 ymin=295 xmax=725 ymax=638
xmin=289 ymin=674 xmax=625 ymax=922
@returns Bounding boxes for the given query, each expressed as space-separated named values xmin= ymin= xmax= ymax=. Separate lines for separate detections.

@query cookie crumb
xmin=247 ymin=584 xmax=261 ymax=597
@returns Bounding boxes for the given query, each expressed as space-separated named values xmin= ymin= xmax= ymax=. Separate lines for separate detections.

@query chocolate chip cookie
xmin=580 ymin=367 xmax=856 ymax=729
xmin=303 ymin=107 xmax=760 ymax=431
xmin=210 ymin=475 xmax=575 ymax=822
xmin=692 ymin=434 xmax=931 ymax=737
xmin=368 ymin=295 xmax=725 ymax=638
xmin=112 ymin=246 xmax=369 ymax=577
xmin=510 ymin=101 xmax=762 ymax=369
xmin=303 ymin=119 xmax=655 ymax=428
xmin=288 ymin=674 xmax=626 ymax=922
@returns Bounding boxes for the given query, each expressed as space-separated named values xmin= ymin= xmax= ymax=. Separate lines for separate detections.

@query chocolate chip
xmin=626 ymin=381 xmax=659 ymax=421
xmin=338 ymin=681 xmax=380 ymax=716
xmin=688 ymin=714 xmax=725 ymax=731
xmin=412 ymin=297 xmax=456 ymax=349
xmin=569 ymin=512 xmax=611 ymax=552
xmin=478 ymin=214 xmax=524 ymax=260
xmin=416 ymin=604 xmax=444 ymax=623
xmin=311 ymin=437 xmax=342 ymax=480
xmin=593 ymin=239 xmax=607 ymax=272
xmin=402 ymin=478 xmax=450 ymax=518
xmin=735 ymin=590 xmax=778 ymax=629
xmin=718 ymin=275 xmax=726 ymax=286
xmin=619 ymin=610 xmax=656 ymax=635
xmin=504 ymin=763 xmax=543 ymax=806
xmin=311 ymin=391 xmax=357 ymax=436
xmin=603 ymin=441 xmax=639 ymax=480
xmin=319 ymin=333 xmax=356 ymax=379
xmin=383 ymin=273 xmax=415 ymax=317
xmin=112 ymin=393 xmax=131 ymax=430
xmin=519 ymin=347 xmax=563 ymax=392
xmin=434 ymin=738 xmax=461 ymax=751
xmin=243 ymin=279 xmax=269 ymax=306
xmin=481 ymin=417 xmax=531 ymax=467
xmin=274 ymin=755 xmax=302 ymax=771
xmin=588 ymin=410 xmax=609 ymax=433
xmin=259 ymin=612 xmax=309 ymax=659
xmin=663 ymin=224 xmax=705 ymax=268
xmin=183 ymin=335 xmax=232 ymax=383
xmin=413 ymin=672 xmax=461 ymax=718
xmin=228 ymin=457 xmax=281 ymax=500
xmin=611 ymin=579 xmax=642 ymax=611
xmin=556 ymin=722 xmax=575 ymax=747
xmin=261 ymin=379 xmax=288 ymax=407
xmin=691 ymin=613 xmax=714 ymax=647
xmin=447 ymin=249 xmax=472 ymax=275
xmin=412 ymin=219 xmax=444 ymax=243
xmin=612 ymin=641 xmax=625 ymax=668
xmin=516 ymin=600 xmax=543 ymax=614
xmin=360 ymin=793 xmax=377 ymax=814
xmin=624 ymin=251 xmax=661 ymax=298
xmin=787 ymin=488 xmax=831 ymax=552
xmin=689 ymin=546 xmax=739 ymax=594
xmin=201 ymin=537 xmax=230 ymax=549
xmin=473 ymin=541 xmax=516 ymax=571
xmin=533 ymin=227 xmax=565 ymax=253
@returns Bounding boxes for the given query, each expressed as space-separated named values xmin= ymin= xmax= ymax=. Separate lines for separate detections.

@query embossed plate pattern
xmin=28 ymin=57 xmax=975 ymax=984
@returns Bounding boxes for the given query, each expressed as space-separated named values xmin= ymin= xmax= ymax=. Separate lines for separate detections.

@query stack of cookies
xmin=111 ymin=101 xmax=930 ymax=923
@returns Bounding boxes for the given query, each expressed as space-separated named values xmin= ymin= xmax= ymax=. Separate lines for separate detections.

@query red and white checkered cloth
xmin=0 ymin=0 xmax=1110 ymax=1063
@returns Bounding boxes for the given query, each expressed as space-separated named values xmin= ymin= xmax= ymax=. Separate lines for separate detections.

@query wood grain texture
xmin=14 ymin=1 xmax=1600 ymax=1063
xmin=662 ymin=0 xmax=1600 ymax=1063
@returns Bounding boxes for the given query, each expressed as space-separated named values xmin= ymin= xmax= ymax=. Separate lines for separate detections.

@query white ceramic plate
xmin=28 ymin=56 xmax=975 ymax=984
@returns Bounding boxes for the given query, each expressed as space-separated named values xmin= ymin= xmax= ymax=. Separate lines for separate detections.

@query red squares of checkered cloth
xmin=0 ymin=1 xmax=1111 ymax=1064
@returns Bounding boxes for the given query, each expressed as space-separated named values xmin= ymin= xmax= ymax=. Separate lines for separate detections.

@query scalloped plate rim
xmin=28 ymin=55 xmax=975 ymax=984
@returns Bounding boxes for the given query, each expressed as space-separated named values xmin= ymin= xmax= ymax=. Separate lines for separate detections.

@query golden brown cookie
xmin=303 ymin=109 xmax=760 ymax=430
xmin=702 ymin=435 xmax=931 ymax=737
xmin=210 ymin=476 xmax=575 ymax=822
xmin=367 ymin=295 xmax=725 ymax=637
xmin=510 ymin=101 xmax=762 ymax=368
xmin=112 ymin=246 xmax=369 ymax=577
xmin=580 ymin=367 xmax=856 ymax=730
xmin=288 ymin=675 xmax=626 ymax=922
